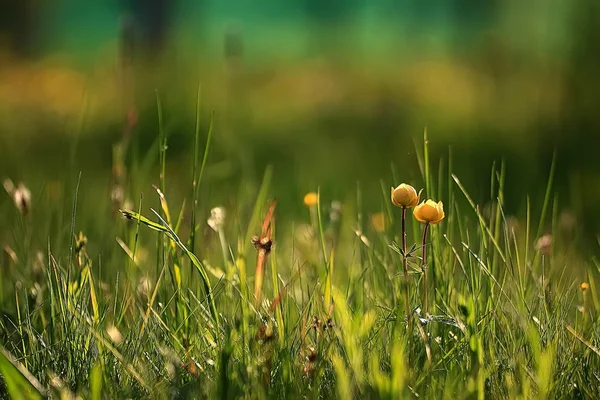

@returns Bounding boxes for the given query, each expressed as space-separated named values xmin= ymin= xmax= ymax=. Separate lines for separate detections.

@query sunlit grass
xmin=0 ymin=118 xmax=598 ymax=399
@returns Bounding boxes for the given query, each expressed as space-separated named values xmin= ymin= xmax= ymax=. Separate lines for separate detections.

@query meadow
xmin=3 ymin=2 xmax=600 ymax=398
xmin=1 ymin=93 xmax=599 ymax=399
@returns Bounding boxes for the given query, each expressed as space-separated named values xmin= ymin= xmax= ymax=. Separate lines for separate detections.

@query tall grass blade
xmin=452 ymin=174 xmax=507 ymax=265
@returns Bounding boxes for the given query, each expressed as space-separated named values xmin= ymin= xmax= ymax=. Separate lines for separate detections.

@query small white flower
xmin=13 ymin=184 xmax=32 ymax=216
xmin=4 ymin=179 xmax=31 ymax=216
xmin=207 ymin=207 xmax=226 ymax=231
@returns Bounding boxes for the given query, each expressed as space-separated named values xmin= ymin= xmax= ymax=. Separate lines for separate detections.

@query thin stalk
xmin=190 ymin=84 xmax=202 ymax=254
xmin=217 ymin=227 xmax=229 ymax=271
xmin=191 ymin=111 xmax=214 ymax=255
xmin=316 ymin=188 xmax=328 ymax=266
xmin=401 ymin=207 xmax=413 ymax=365
xmin=156 ymin=91 xmax=166 ymax=194
xmin=422 ymin=222 xmax=430 ymax=316
xmin=156 ymin=91 xmax=167 ymax=280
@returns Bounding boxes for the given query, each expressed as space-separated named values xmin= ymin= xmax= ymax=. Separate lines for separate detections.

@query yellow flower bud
xmin=581 ymin=282 xmax=589 ymax=291
xmin=413 ymin=200 xmax=445 ymax=225
xmin=391 ymin=184 xmax=421 ymax=208
xmin=303 ymin=192 xmax=318 ymax=207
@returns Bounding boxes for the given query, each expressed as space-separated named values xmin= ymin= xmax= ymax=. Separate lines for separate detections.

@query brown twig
xmin=252 ymin=200 xmax=277 ymax=308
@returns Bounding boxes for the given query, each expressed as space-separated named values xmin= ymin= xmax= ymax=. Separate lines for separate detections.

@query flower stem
xmin=401 ymin=207 xmax=413 ymax=364
xmin=422 ymin=222 xmax=430 ymax=316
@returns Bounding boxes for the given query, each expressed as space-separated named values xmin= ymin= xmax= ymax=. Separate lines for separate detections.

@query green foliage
xmin=0 ymin=347 xmax=43 ymax=400
xmin=0 ymin=118 xmax=598 ymax=399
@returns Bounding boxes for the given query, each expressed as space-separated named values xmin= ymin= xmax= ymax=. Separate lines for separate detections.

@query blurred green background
xmin=1 ymin=1 xmax=599 ymax=241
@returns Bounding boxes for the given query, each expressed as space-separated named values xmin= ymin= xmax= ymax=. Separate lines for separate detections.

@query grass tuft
xmin=0 ymin=115 xmax=597 ymax=399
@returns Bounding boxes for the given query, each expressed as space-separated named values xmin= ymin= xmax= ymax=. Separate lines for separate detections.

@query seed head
xmin=4 ymin=179 xmax=31 ymax=216
xmin=535 ymin=234 xmax=553 ymax=255
xmin=207 ymin=207 xmax=226 ymax=231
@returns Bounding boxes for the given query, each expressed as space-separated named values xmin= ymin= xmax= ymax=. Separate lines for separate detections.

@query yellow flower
xmin=581 ymin=282 xmax=589 ymax=291
xmin=413 ymin=200 xmax=445 ymax=224
xmin=391 ymin=184 xmax=421 ymax=208
xmin=304 ymin=192 xmax=318 ymax=207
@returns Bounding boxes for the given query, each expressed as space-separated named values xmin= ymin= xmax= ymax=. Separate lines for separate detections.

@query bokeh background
xmin=1 ymin=1 xmax=599 ymax=245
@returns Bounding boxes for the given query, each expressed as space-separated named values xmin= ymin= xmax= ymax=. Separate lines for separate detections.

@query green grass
xmin=0 ymin=119 xmax=599 ymax=399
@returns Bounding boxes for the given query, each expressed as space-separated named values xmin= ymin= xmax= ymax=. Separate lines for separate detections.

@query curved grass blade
xmin=121 ymin=209 xmax=169 ymax=233
xmin=120 ymin=208 xmax=219 ymax=328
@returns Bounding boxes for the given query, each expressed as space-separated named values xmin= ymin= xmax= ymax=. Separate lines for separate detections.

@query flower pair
xmin=391 ymin=184 xmax=444 ymax=224
xmin=392 ymin=182 xmax=443 ymax=323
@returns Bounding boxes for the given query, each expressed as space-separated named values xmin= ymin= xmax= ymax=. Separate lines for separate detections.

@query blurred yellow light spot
xmin=304 ymin=192 xmax=318 ymax=207
xmin=370 ymin=212 xmax=386 ymax=233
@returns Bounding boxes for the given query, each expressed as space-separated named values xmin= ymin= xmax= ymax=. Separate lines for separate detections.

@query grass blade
xmin=0 ymin=346 xmax=44 ymax=399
